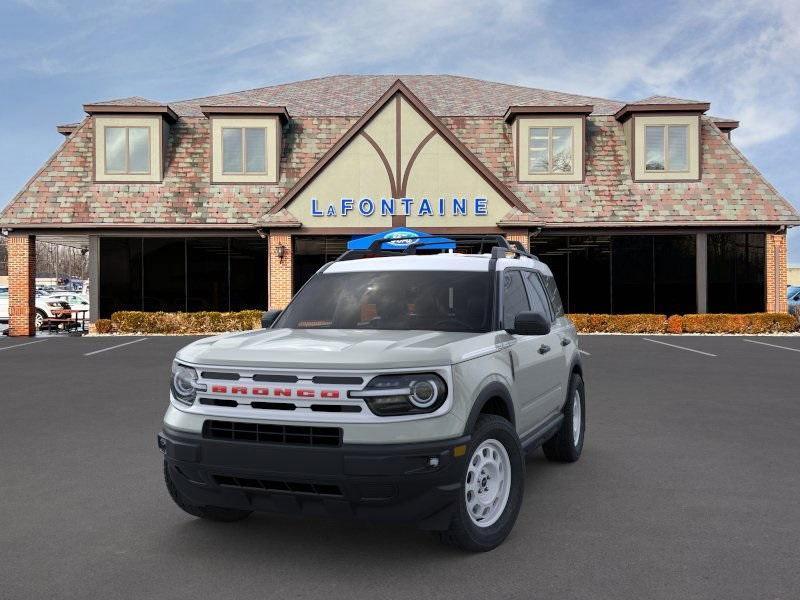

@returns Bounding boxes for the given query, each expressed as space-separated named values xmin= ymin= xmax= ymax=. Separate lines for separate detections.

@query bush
xmin=567 ymin=314 xmax=667 ymax=333
xmin=568 ymin=312 xmax=798 ymax=334
xmin=111 ymin=310 xmax=263 ymax=334
xmin=680 ymin=313 xmax=797 ymax=334
xmin=94 ymin=319 xmax=113 ymax=334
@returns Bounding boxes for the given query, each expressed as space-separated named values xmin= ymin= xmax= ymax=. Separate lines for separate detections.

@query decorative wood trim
xmin=360 ymin=131 xmax=398 ymax=199
xmin=268 ymin=79 xmax=530 ymax=215
xmin=200 ymin=105 xmax=290 ymax=122
xmin=83 ymin=103 xmax=178 ymax=122
xmin=399 ymin=130 xmax=436 ymax=197
xmin=614 ymin=102 xmax=710 ymax=122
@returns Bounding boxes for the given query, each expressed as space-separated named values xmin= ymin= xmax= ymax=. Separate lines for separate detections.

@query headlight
xmin=170 ymin=362 xmax=205 ymax=406
xmin=350 ymin=373 xmax=447 ymax=416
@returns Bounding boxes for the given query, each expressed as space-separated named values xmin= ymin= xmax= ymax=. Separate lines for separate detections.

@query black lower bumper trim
xmin=159 ymin=425 xmax=470 ymax=530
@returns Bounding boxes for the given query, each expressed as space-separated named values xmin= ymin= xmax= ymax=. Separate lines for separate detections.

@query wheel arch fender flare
xmin=463 ymin=381 xmax=516 ymax=434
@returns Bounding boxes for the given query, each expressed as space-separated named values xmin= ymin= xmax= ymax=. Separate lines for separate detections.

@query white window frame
xmin=644 ymin=124 xmax=689 ymax=173
xmin=104 ymin=126 xmax=152 ymax=175
xmin=221 ymin=127 xmax=269 ymax=175
xmin=527 ymin=126 xmax=574 ymax=175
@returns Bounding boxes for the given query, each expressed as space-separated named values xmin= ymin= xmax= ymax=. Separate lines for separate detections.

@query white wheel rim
xmin=464 ymin=439 xmax=511 ymax=528
xmin=572 ymin=389 xmax=582 ymax=446
xmin=35 ymin=313 xmax=43 ymax=328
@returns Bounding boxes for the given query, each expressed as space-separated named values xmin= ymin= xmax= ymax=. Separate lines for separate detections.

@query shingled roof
xmin=1 ymin=75 xmax=797 ymax=229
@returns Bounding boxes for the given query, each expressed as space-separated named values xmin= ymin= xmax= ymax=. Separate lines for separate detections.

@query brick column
xmin=765 ymin=232 xmax=788 ymax=312
xmin=268 ymin=231 xmax=293 ymax=309
xmin=8 ymin=234 xmax=36 ymax=336
xmin=504 ymin=229 xmax=530 ymax=252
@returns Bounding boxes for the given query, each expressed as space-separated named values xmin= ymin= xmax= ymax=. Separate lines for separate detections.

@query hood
xmin=176 ymin=328 xmax=493 ymax=370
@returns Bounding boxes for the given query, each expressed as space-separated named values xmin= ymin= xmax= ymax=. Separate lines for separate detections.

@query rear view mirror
xmin=508 ymin=311 xmax=550 ymax=336
xmin=261 ymin=310 xmax=282 ymax=329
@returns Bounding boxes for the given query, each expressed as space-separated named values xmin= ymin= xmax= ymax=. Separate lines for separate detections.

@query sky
xmin=0 ymin=0 xmax=798 ymax=261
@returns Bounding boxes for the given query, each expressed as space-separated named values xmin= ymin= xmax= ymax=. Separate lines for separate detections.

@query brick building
xmin=1 ymin=75 xmax=797 ymax=335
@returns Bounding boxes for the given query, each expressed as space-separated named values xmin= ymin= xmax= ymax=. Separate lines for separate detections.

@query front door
xmin=501 ymin=270 xmax=564 ymax=436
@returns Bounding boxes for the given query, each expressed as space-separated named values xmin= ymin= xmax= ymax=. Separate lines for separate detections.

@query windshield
xmin=275 ymin=270 xmax=493 ymax=332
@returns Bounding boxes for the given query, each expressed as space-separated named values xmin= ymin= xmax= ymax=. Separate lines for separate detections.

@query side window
xmin=502 ymin=270 xmax=531 ymax=330
xmin=541 ymin=274 xmax=565 ymax=318
xmin=522 ymin=271 xmax=551 ymax=320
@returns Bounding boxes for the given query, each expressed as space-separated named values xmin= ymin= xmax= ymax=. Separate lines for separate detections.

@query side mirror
xmin=508 ymin=311 xmax=551 ymax=336
xmin=261 ymin=309 xmax=282 ymax=329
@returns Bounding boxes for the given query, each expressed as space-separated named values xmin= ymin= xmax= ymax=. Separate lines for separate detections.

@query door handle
xmin=538 ymin=344 xmax=551 ymax=354
xmin=560 ymin=338 xmax=571 ymax=346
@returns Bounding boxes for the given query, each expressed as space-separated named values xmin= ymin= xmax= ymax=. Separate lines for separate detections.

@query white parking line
xmin=84 ymin=338 xmax=147 ymax=356
xmin=641 ymin=337 xmax=717 ymax=357
xmin=579 ymin=349 xmax=591 ymax=356
xmin=743 ymin=339 xmax=800 ymax=353
xmin=0 ymin=339 xmax=49 ymax=352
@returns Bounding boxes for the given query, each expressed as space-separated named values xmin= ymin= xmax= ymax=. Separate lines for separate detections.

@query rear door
xmin=501 ymin=269 xmax=563 ymax=436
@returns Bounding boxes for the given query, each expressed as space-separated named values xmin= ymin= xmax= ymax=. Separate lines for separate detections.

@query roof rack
xmin=333 ymin=234 xmax=537 ymax=263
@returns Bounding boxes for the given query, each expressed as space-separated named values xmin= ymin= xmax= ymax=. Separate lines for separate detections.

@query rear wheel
xmin=163 ymin=461 xmax=252 ymax=522
xmin=35 ymin=309 xmax=46 ymax=330
xmin=542 ymin=373 xmax=585 ymax=463
xmin=440 ymin=414 xmax=524 ymax=552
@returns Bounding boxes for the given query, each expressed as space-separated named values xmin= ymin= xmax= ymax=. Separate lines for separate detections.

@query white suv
xmin=159 ymin=236 xmax=585 ymax=551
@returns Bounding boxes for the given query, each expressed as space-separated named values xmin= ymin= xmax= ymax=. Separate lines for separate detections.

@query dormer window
xmin=528 ymin=126 xmax=574 ymax=174
xmin=201 ymin=106 xmax=289 ymax=184
xmin=222 ymin=127 xmax=268 ymax=174
xmin=505 ymin=106 xmax=591 ymax=183
xmin=105 ymin=126 xmax=151 ymax=174
xmin=644 ymin=124 xmax=688 ymax=172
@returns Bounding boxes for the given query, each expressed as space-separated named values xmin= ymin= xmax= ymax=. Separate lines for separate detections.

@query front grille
xmin=203 ymin=420 xmax=342 ymax=447
xmin=213 ymin=474 xmax=343 ymax=497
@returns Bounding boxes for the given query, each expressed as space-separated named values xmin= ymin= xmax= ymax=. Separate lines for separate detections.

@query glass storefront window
xmin=708 ymin=233 xmax=765 ymax=313
xmin=98 ymin=237 xmax=267 ymax=318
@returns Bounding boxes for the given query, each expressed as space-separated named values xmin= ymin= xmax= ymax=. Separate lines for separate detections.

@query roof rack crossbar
xmin=337 ymin=234 xmax=538 ymax=260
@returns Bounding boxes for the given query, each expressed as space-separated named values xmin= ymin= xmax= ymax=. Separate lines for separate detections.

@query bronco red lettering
xmin=296 ymin=389 xmax=315 ymax=398
xmin=251 ymin=387 xmax=270 ymax=396
xmin=211 ymin=385 xmax=227 ymax=393
xmin=320 ymin=390 xmax=340 ymax=399
xmin=274 ymin=388 xmax=292 ymax=397
xmin=231 ymin=386 xmax=248 ymax=395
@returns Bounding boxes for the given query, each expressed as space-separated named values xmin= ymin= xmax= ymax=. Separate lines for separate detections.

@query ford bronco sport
xmin=159 ymin=236 xmax=585 ymax=551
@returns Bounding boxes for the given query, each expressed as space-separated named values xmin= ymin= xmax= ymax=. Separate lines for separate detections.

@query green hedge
xmin=110 ymin=310 xmax=262 ymax=334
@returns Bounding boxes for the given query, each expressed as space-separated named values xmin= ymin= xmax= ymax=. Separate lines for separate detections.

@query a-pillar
xmin=268 ymin=231 xmax=294 ymax=309
xmin=8 ymin=233 xmax=36 ymax=336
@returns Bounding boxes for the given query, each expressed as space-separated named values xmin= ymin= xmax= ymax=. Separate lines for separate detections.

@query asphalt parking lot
xmin=1 ymin=334 xmax=799 ymax=599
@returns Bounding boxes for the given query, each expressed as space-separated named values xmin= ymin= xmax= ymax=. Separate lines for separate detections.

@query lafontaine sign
xmin=311 ymin=196 xmax=489 ymax=218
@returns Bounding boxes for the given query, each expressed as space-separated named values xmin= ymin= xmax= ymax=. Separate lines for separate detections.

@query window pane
xmin=708 ymin=233 xmax=765 ymax=312
xmin=222 ymin=128 xmax=243 ymax=173
xmin=528 ymin=128 xmax=549 ymax=173
xmin=654 ymin=235 xmax=695 ymax=314
xmin=551 ymin=127 xmax=573 ymax=173
xmin=143 ymin=238 xmax=186 ymax=312
xmin=531 ymin=236 xmax=569 ymax=311
xmin=667 ymin=125 xmax=688 ymax=171
xmin=230 ymin=238 xmax=268 ymax=311
xmin=127 ymin=127 xmax=150 ymax=173
xmin=521 ymin=271 xmax=550 ymax=319
xmin=244 ymin=128 xmax=266 ymax=173
xmin=611 ymin=236 xmax=654 ymax=313
xmin=99 ymin=237 xmax=142 ymax=316
xmin=502 ymin=271 xmax=531 ymax=330
xmin=104 ymin=127 xmax=127 ymax=173
xmin=566 ymin=236 xmax=611 ymax=313
xmin=645 ymin=126 xmax=665 ymax=171
xmin=187 ymin=238 xmax=229 ymax=311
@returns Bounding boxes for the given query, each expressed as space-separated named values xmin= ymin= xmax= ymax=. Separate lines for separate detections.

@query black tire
xmin=163 ymin=461 xmax=252 ymax=522
xmin=439 ymin=414 xmax=524 ymax=552
xmin=35 ymin=309 xmax=46 ymax=330
xmin=542 ymin=372 xmax=585 ymax=463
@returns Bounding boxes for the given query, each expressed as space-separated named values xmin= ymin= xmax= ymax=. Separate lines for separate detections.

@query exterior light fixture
xmin=275 ymin=243 xmax=286 ymax=263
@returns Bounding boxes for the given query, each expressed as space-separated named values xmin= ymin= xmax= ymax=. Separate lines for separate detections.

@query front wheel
xmin=440 ymin=415 xmax=524 ymax=552
xmin=542 ymin=373 xmax=585 ymax=463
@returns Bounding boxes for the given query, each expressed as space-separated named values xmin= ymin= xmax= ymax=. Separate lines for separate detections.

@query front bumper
xmin=158 ymin=425 xmax=470 ymax=530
